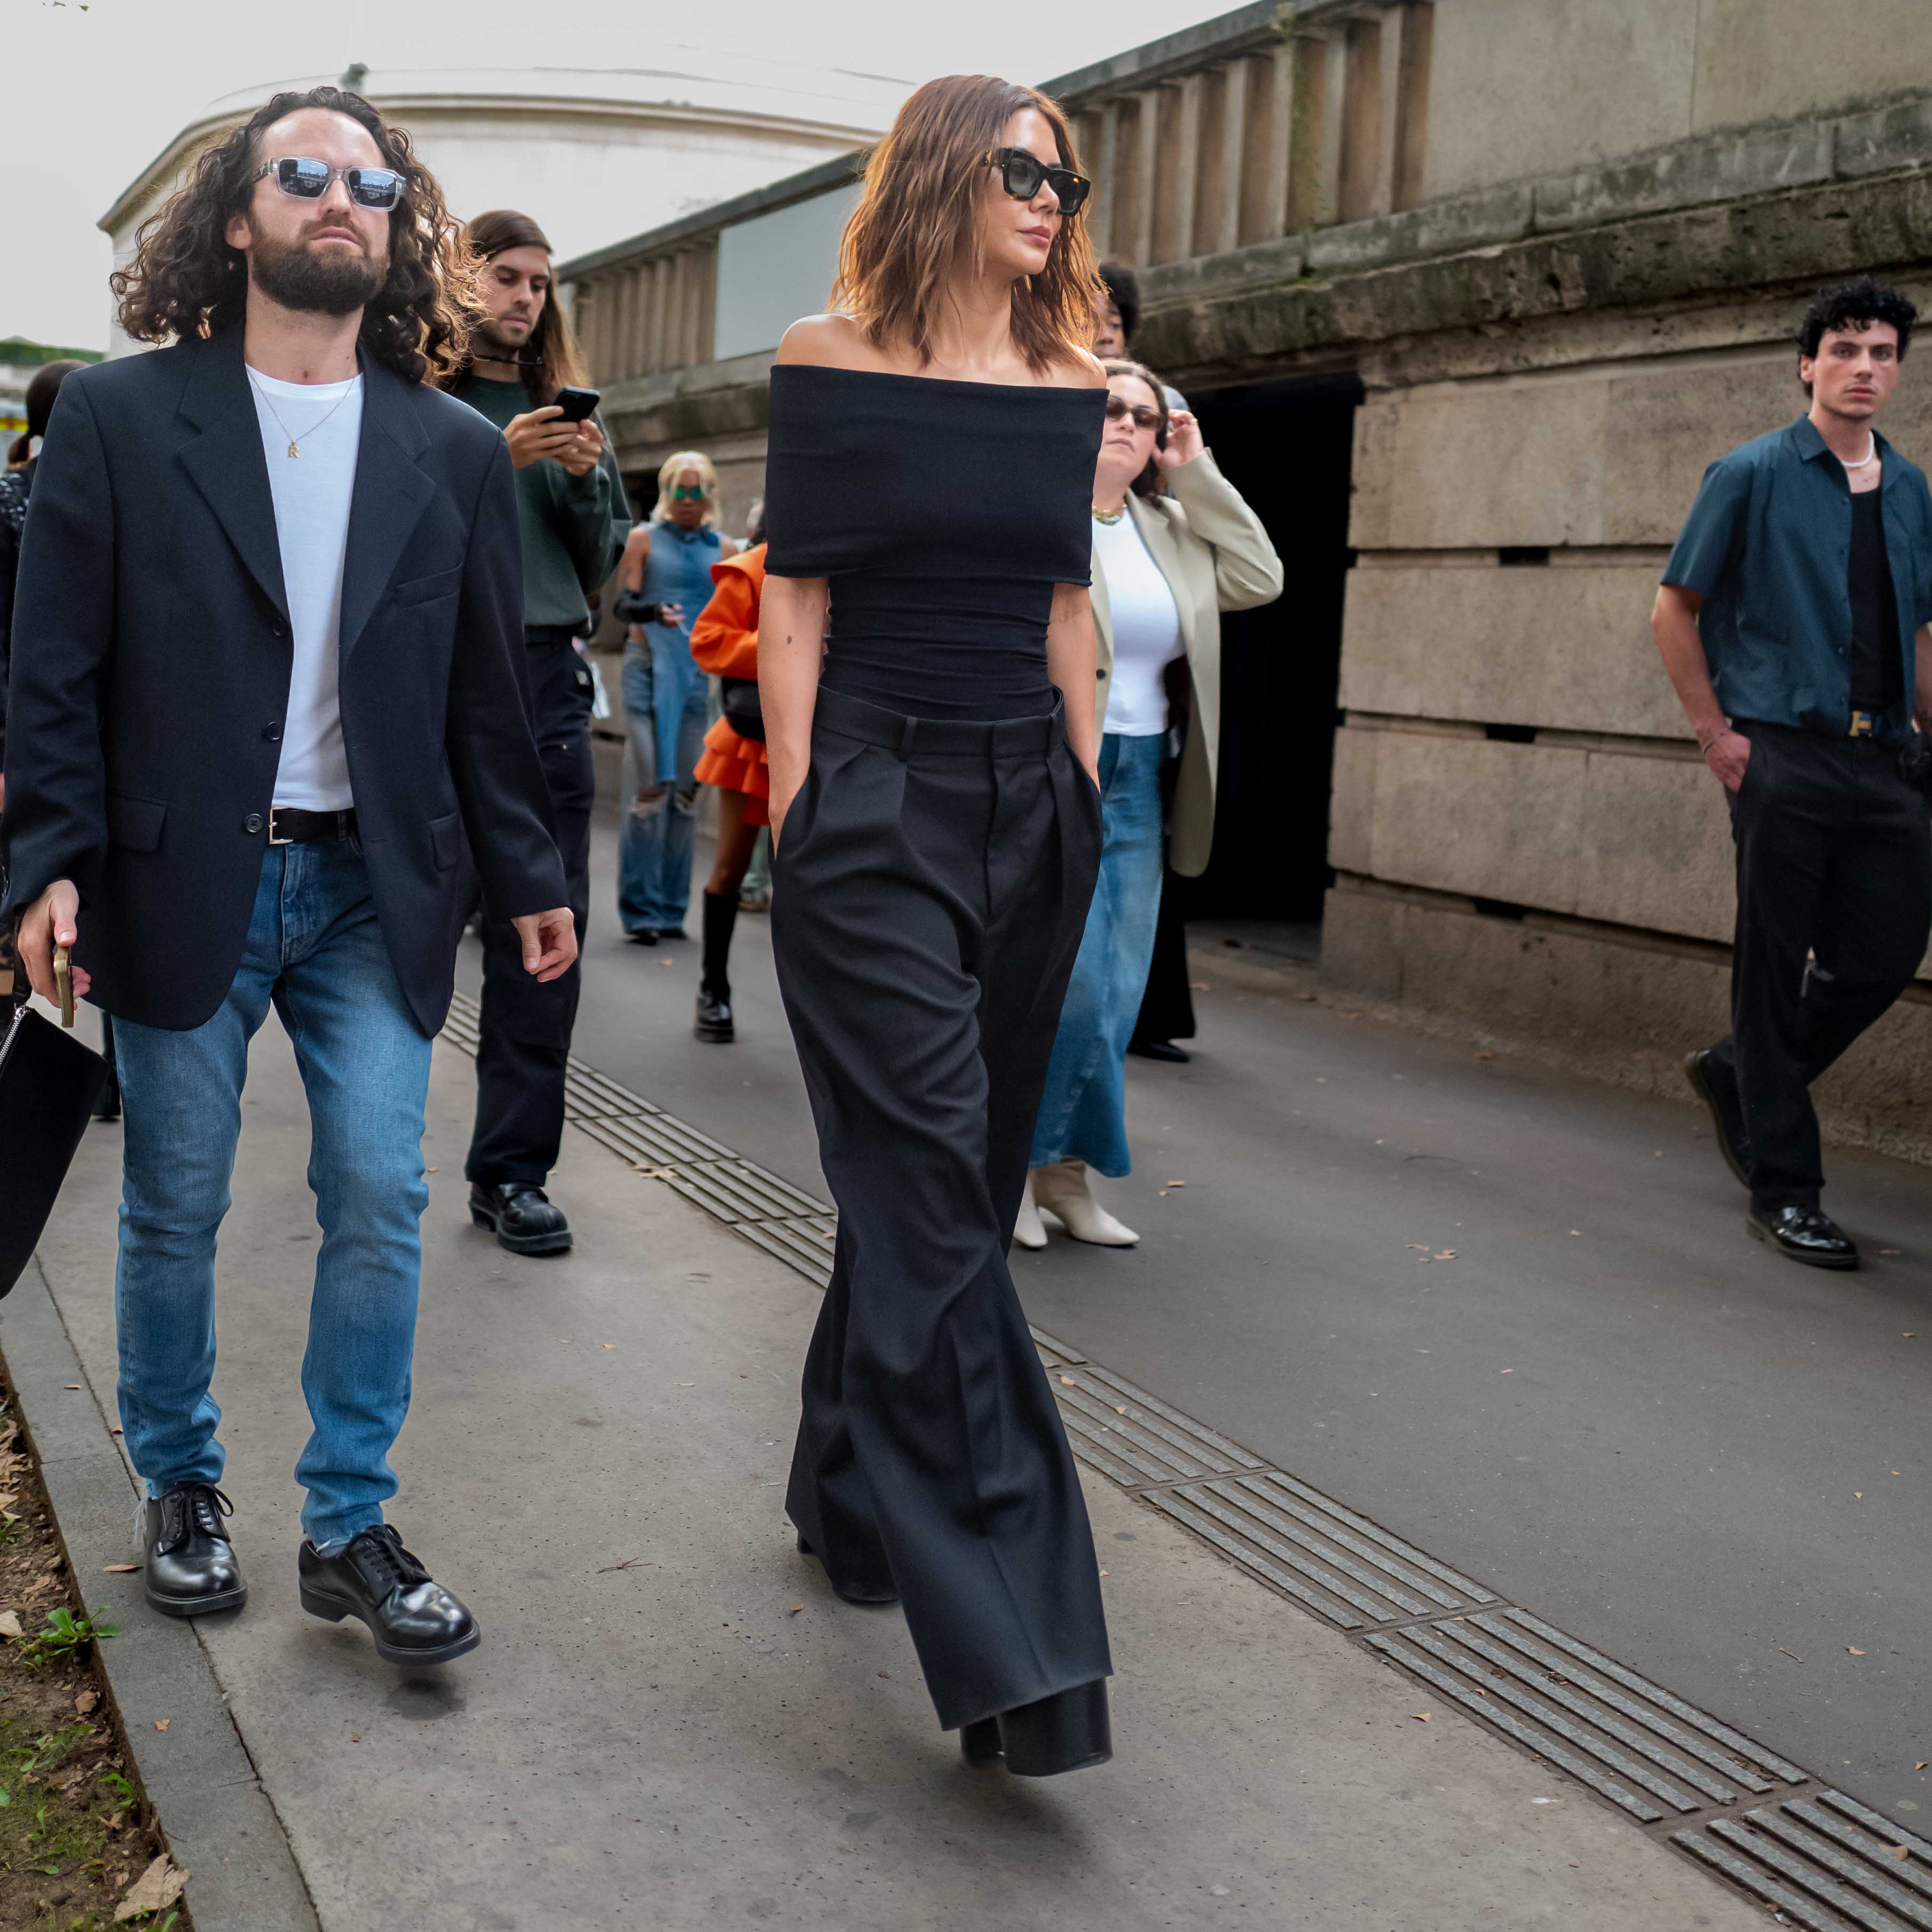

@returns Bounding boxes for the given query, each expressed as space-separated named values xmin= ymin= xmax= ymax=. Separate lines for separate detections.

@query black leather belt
xmin=268 ymin=806 xmax=357 ymax=846
xmin=524 ymin=623 xmax=580 ymax=647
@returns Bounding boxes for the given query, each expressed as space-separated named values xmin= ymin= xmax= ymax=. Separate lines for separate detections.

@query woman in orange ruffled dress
xmin=689 ymin=509 xmax=769 ymax=1043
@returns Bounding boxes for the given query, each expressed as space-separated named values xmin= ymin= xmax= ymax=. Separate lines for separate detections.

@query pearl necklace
xmin=1844 ymin=437 xmax=1878 ymax=469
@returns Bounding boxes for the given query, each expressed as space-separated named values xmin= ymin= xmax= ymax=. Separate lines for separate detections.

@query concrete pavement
xmin=11 ymin=997 xmax=1760 ymax=1931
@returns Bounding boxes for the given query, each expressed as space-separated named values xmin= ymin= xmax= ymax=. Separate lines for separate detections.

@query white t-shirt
xmin=247 ymin=366 xmax=364 ymax=811
xmin=1093 ymin=509 xmax=1184 ymax=737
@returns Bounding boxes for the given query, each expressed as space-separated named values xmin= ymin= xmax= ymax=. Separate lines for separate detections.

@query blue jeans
xmin=112 ymin=838 xmax=433 ymax=1547
xmin=617 ymin=629 xmax=708 ymax=933
xmin=1029 ymin=732 xmax=1166 ymax=1178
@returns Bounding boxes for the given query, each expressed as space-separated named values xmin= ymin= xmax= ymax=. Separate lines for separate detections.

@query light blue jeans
xmin=111 ymin=838 xmax=432 ymax=1548
xmin=617 ymin=628 xmax=708 ymax=933
xmin=1029 ymin=731 xmax=1166 ymax=1178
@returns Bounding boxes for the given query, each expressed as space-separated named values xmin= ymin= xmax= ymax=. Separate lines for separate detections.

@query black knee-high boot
xmin=696 ymin=890 xmax=738 ymax=1043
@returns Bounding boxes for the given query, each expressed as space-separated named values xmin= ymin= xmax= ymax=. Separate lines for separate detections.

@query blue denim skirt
xmin=1028 ymin=731 xmax=1166 ymax=1177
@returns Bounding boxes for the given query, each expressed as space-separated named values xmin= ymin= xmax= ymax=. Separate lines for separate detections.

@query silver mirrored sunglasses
xmin=253 ymin=157 xmax=406 ymax=211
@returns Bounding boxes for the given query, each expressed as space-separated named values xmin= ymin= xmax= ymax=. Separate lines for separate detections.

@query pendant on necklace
xmin=287 ymin=441 xmax=299 ymax=459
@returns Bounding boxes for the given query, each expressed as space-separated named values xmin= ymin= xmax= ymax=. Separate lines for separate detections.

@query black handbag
xmin=0 ymin=955 xmax=109 ymax=1298
xmin=721 ymin=675 xmax=765 ymax=742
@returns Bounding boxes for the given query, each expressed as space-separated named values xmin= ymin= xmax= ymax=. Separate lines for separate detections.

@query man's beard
xmin=250 ymin=226 xmax=387 ymax=317
xmin=477 ymin=316 xmax=538 ymax=365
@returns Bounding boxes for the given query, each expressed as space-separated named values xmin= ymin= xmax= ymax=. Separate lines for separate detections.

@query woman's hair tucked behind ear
xmin=831 ymin=74 xmax=1100 ymax=375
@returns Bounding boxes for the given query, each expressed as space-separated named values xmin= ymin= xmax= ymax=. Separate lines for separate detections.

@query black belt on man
xmin=524 ymin=623 xmax=580 ymax=648
xmin=268 ymin=806 xmax=357 ymax=845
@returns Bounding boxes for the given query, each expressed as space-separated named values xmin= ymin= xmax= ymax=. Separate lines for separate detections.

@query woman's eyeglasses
xmin=983 ymin=147 xmax=1091 ymax=215
xmin=254 ymin=157 xmax=407 ymax=211
xmin=672 ymin=485 xmax=708 ymax=502
xmin=1105 ymin=396 xmax=1162 ymax=431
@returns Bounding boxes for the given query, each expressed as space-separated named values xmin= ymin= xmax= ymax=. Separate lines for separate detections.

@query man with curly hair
xmin=1655 ymin=275 xmax=1932 ymax=1271
xmin=0 ymin=88 xmax=575 ymax=1665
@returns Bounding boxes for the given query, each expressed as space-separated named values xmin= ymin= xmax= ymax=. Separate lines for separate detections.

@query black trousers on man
xmin=465 ymin=633 xmax=596 ymax=1187
xmin=1708 ymin=721 xmax=1931 ymax=1212
xmin=770 ymin=688 xmax=1111 ymax=1731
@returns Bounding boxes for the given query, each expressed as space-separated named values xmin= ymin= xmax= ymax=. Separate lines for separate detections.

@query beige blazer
xmin=1089 ymin=450 xmax=1283 ymax=876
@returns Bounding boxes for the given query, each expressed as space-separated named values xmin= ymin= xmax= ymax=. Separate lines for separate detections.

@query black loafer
xmin=298 ymin=1525 xmax=480 ymax=1666
xmin=470 ymin=1182 xmax=571 ymax=1256
xmin=695 ymin=985 xmax=735 ymax=1043
xmin=1747 ymin=1204 xmax=1859 ymax=1270
xmin=1684 ymin=1049 xmax=1752 ymax=1188
xmin=143 ymin=1482 xmax=247 ymax=1618
xmin=1127 ymin=1039 xmax=1190 ymax=1064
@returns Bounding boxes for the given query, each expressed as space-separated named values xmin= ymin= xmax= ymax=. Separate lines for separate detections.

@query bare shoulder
xmin=1052 ymin=348 xmax=1107 ymax=390
xmin=775 ymin=313 xmax=877 ymax=370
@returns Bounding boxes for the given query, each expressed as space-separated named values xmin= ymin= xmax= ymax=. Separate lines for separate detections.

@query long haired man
xmin=438 ymin=210 xmax=630 ymax=1258
xmin=1 ymin=87 xmax=575 ymax=1665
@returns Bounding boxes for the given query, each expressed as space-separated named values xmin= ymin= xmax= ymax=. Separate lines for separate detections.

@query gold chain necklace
xmin=248 ymin=369 xmax=356 ymax=459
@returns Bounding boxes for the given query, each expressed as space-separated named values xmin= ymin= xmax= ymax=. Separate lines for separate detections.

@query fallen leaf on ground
xmin=153 ymin=1719 xmax=169 ymax=1732
xmin=1777 ymin=1647 xmax=1805 ymax=1662
xmin=109 ymin=1427 xmax=123 ymax=1435
xmin=1917 ymin=1762 xmax=1927 ymax=1770
xmin=64 ymin=1385 xmax=81 ymax=1391
xmin=1848 ymin=1646 xmax=1866 ymax=1655
xmin=596 ymin=1558 xmax=649 ymax=1573
xmin=425 ymin=1166 xmax=439 ymax=1174
xmin=1432 ymin=1250 xmax=1457 ymax=1261
xmin=0 ymin=1612 xmax=21 ymax=1638
xmin=1500 ymin=1368 xmax=1513 ymax=1375
xmin=1165 ymin=1180 xmax=1186 ymax=1188
xmin=75 ymin=1690 xmax=98 ymax=1716
xmin=1905 ymin=1334 xmax=1918 ymax=1340
xmin=1411 ymin=1713 xmax=1430 ymax=1723
xmin=1189 ymin=981 xmax=1210 ymax=991
xmin=1891 ymin=1845 xmax=1912 ymax=1859
xmin=115 ymin=1853 xmax=187 ymax=1921
xmin=877 ymin=1669 xmax=889 ymax=1678
xmin=602 ymin=1343 xmax=617 ymax=1350
xmin=1879 ymin=1248 xmax=1900 ymax=1255
xmin=102 ymin=1564 xmax=138 ymax=1574
xmin=677 ymin=1381 xmax=693 ymax=1388
xmin=1568 ymin=1231 xmax=1581 ymax=1237
xmin=1475 ymin=1051 xmax=1494 ymax=1061
xmin=1099 ymin=1570 xmax=1108 ymax=1577
xmin=1114 ymin=1405 xmax=1126 ymax=1416
xmin=1059 ymin=1375 xmax=1076 ymax=1385
xmin=788 ymin=1605 xmax=803 ymax=1615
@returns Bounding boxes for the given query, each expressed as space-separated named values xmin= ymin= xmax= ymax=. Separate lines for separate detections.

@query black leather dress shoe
xmin=795 ymin=1532 xmax=897 ymax=1606
xmin=298 ymin=1525 xmax=480 ymax=1666
xmin=143 ymin=1482 xmax=247 ymax=1618
xmin=626 ymin=926 xmax=661 ymax=946
xmin=1127 ymin=1039 xmax=1191 ymax=1064
xmin=960 ymin=1718 xmax=1004 ymax=1766
xmin=470 ymin=1182 xmax=572 ymax=1256
xmin=1747 ymin=1204 xmax=1859 ymax=1270
xmin=695 ymin=985 xmax=735 ymax=1043
xmin=1684 ymin=1048 xmax=1752 ymax=1188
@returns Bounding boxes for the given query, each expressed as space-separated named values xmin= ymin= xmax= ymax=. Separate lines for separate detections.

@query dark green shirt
xmin=1663 ymin=414 xmax=1932 ymax=736
xmin=451 ymin=376 xmax=630 ymax=632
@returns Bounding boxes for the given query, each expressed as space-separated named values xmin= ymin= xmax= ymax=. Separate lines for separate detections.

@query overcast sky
xmin=15 ymin=0 xmax=1232 ymax=351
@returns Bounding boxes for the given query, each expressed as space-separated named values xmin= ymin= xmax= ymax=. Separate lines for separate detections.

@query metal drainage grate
xmin=438 ymin=1001 xmax=1932 ymax=1925
xmin=441 ymin=991 xmax=833 ymax=1283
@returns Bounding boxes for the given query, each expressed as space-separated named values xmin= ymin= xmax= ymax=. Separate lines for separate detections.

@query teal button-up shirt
xmin=1663 ymin=414 xmax=1932 ymax=735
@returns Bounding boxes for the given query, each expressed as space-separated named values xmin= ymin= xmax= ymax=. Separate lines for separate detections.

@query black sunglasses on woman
xmin=983 ymin=146 xmax=1091 ymax=214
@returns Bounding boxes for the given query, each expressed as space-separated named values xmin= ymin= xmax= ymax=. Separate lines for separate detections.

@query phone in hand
xmin=551 ymin=386 xmax=601 ymax=423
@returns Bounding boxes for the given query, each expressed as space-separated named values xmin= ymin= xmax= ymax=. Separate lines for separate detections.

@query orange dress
xmin=690 ymin=544 xmax=770 ymax=826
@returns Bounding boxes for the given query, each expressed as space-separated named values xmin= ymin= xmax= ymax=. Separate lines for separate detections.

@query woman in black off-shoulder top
xmin=758 ymin=74 xmax=1114 ymax=1776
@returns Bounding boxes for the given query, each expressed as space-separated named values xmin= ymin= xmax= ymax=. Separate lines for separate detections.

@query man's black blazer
xmin=0 ymin=327 xmax=566 ymax=1036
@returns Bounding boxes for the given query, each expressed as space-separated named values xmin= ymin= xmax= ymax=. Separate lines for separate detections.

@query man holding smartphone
xmin=441 ymin=209 xmax=630 ymax=1256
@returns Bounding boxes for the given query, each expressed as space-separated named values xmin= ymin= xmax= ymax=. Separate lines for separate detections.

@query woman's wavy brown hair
xmin=830 ymin=74 xmax=1100 ymax=375
xmin=111 ymin=86 xmax=481 ymax=385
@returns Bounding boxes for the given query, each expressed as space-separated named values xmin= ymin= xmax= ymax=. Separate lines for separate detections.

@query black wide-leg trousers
xmin=466 ymin=638 xmax=596 ymax=1187
xmin=1710 ymin=721 xmax=1931 ymax=1211
xmin=771 ymin=686 xmax=1113 ymax=1730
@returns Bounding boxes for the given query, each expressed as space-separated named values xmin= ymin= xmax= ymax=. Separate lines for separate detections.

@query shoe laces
xmin=349 ymin=1525 xmax=431 ymax=1597
xmin=157 ymin=1483 xmax=233 ymax=1552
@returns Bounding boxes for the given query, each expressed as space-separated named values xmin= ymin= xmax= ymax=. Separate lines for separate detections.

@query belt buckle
xmin=1849 ymin=710 xmax=1875 ymax=739
xmin=267 ymin=807 xmax=295 ymax=846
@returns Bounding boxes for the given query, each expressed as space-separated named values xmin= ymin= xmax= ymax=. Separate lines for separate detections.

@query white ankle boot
xmin=1030 ymin=1160 xmax=1139 ymax=1247
xmin=1012 ymin=1174 xmax=1048 ymax=1250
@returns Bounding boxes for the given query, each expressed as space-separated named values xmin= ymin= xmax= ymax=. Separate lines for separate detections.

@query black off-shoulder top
xmin=763 ymin=364 xmax=1106 ymax=720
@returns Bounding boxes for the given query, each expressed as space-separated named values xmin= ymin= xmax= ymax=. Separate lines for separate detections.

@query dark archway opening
xmin=1170 ymin=370 xmax=1361 ymax=935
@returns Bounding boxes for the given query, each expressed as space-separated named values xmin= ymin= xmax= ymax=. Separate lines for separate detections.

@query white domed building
xmin=98 ymin=44 xmax=909 ymax=353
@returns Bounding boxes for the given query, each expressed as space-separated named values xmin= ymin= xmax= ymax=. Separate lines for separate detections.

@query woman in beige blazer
xmin=1020 ymin=361 xmax=1283 ymax=1248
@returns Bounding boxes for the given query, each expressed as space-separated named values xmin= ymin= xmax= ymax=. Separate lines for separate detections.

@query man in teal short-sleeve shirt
xmin=1654 ymin=275 xmax=1932 ymax=1271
